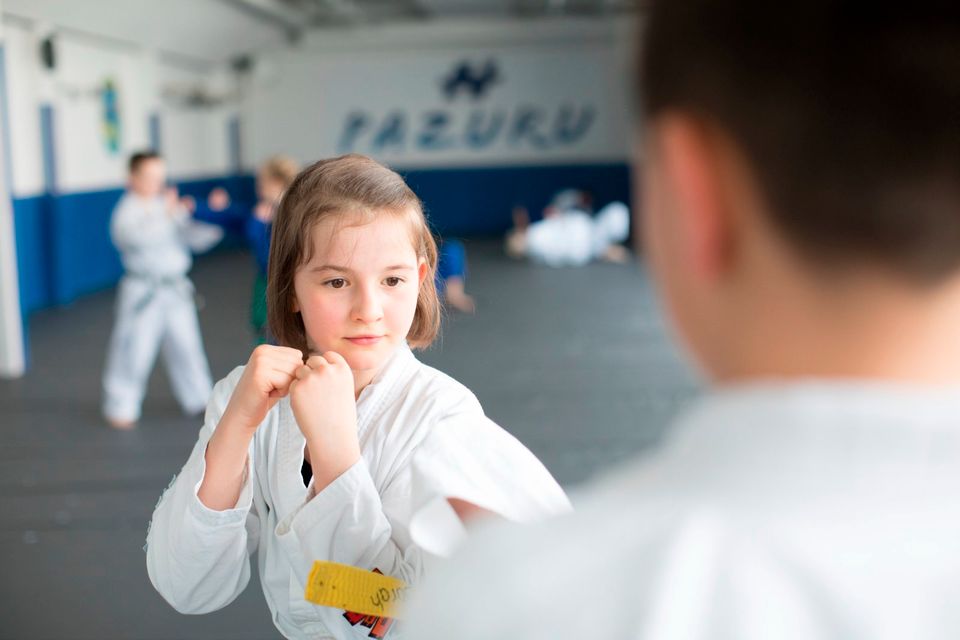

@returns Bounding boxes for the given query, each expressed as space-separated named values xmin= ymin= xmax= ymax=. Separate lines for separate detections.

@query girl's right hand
xmin=223 ymin=345 xmax=304 ymax=431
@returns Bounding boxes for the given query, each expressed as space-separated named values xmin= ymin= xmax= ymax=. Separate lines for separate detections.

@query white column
xmin=0 ymin=0 xmax=25 ymax=378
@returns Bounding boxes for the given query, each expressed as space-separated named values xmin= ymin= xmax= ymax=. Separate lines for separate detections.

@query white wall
xmin=159 ymin=63 xmax=234 ymax=181
xmin=242 ymin=15 xmax=638 ymax=170
xmin=2 ymin=16 xmax=237 ymax=196
xmin=4 ymin=19 xmax=44 ymax=196
xmin=53 ymin=34 xmax=152 ymax=192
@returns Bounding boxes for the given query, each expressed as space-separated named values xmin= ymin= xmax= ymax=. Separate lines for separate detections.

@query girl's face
xmin=293 ymin=212 xmax=428 ymax=378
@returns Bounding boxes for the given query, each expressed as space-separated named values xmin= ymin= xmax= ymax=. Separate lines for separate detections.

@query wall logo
xmin=441 ymin=59 xmax=500 ymax=101
xmin=337 ymin=57 xmax=595 ymax=155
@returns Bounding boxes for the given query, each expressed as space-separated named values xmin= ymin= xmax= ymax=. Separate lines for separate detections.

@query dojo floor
xmin=0 ymin=241 xmax=697 ymax=639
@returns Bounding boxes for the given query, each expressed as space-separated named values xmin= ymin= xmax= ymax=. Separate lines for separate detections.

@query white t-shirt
xmin=145 ymin=344 xmax=570 ymax=639
xmin=405 ymin=382 xmax=960 ymax=640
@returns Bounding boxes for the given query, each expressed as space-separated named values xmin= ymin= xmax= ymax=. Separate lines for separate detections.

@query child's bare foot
xmin=107 ymin=417 xmax=137 ymax=430
xmin=444 ymin=279 xmax=476 ymax=314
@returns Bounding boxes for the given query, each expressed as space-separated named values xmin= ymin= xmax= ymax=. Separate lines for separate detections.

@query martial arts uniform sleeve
xmin=145 ymin=367 xmax=260 ymax=614
xmin=177 ymin=219 xmax=224 ymax=254
xmin=271 ymin=410 xmax=568 ymax=593
xmin=274 ymin=456 xmax=427 ymax=588
xmin=405 ymin=411 xmax=571 ymax=557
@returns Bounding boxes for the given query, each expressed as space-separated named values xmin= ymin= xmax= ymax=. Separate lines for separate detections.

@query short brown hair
xmin=641 ymin=1 xmax=960 ymax=283
xmin=129 ymin=150 xmax=161 ymax=174
xmin=258 ymin=155 xmax=300 ymax=189
xmin=267 ymin=154 xmax=441 ymax=353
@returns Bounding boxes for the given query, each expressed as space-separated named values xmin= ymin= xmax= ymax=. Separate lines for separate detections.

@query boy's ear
xmin=658 ymin=115 xmax=736 ymax=281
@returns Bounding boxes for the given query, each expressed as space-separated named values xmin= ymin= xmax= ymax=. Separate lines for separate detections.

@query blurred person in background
xmin=102 ymin=151 xmax=223 ymax=430
xmin=506 ymin=189 xmax=631 ymax=267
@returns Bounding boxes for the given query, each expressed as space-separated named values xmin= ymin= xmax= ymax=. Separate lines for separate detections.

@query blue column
xmin=228 ymin=115 xmax=242 ymax=175
xmin=148 ymin=112 xmax=161 ymax=152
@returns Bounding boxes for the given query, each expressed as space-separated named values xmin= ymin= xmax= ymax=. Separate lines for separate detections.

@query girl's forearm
xmin=305 ymin=437 xmax=361 ymax=494
xmin=197 ymin=409 xmax=257 ymax=511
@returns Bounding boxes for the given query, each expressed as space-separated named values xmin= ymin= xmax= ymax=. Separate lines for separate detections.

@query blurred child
xmin=185 ymin=156 xmax=300 ymax=343
xmin=102 ymin=151 xmax=223 ymax=429
xmin=436 ymin=239 xmax=476 ymax=313
xmin=145 ymin=154 xmax=569 ymax=638
xmin=506 ymin=192 xmax=631 ymax=267
xmin=245 ymin=156 xmax=300 ymax=343
xmin=406 ymin=2 xmax=960 ymax=638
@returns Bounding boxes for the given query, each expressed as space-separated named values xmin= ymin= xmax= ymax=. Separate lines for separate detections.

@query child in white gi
xmin=506 ymin=192 xmax=631 ymax=267
xmin=144 ymin=154 xmax=570 ymax=639
xmin=102 ymin=151 xmax=222 ymax=429
xmin=405 ymin=2 xmax=960 ymax=639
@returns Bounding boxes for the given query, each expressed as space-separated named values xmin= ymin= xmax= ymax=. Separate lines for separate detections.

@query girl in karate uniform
xmin=145 ymin=153 xmax=570 ymax=639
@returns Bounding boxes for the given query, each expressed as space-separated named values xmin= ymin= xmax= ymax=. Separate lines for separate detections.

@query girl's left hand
xmin=289 ymin=351 xmax=361 ymax=489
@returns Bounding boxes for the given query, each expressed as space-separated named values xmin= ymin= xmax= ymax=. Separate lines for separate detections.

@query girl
xmin=145 ymin=154 xmax=570 ymax=639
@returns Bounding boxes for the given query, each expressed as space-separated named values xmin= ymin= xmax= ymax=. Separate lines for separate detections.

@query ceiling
xmin=3 ymin=0 xmax=640 ymax=65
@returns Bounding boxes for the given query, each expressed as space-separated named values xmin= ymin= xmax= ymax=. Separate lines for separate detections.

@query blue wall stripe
xmin=400 ymin=162 xmax=633 ymax=236
xmin=11 ymin=162 xmax=632 ymax=314
xmin=12 ymin=195 xmax=53 ymax=314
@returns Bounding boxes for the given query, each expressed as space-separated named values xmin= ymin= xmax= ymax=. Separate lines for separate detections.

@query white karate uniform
xmin=525 ymin=202 xmax=630 ymax=267
xmin=102 ymin=193 xmax=223 ymax=422
xmin=145 ymin=344 xmax=570 ymax=639
xmin=406 ymin=382 xmax=960 ymax=640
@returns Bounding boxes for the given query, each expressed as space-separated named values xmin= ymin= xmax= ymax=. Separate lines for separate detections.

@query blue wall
xmin=12 ymin=175 xmax=257 ymax=315
xmin=401 ymin=161 xmax=632 ymax=236
xmin=11 ymin=162 xmax=631 ymax=315
xmin=12 ymin=195 xmax=52 ymax=315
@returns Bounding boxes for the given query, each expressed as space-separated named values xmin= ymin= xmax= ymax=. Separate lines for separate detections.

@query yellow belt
xmin=304 ymin=561 xmax=408 ymax=618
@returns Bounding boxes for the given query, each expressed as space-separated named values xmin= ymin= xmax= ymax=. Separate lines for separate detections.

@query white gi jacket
xmin=111 ymin=193 xmax=222 ymax=278
xmin=406 ymin=382 xmax=960 ymax=640
xmin=145 ymin=344 xmax=570 ymax=639
xmin=103 ymin=193 xmax=223 ymax=422
xmin=526 ymin=202 xmax=630 ymax=267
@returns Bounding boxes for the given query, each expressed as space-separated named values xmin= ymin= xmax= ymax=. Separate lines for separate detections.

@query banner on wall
xmin=337 ymin=58 xmax=596 ymax=157
xmin=101 ymin=78 xmax=121 ymax=154
xmin=248 ymin=45 xmax=631 ymax=167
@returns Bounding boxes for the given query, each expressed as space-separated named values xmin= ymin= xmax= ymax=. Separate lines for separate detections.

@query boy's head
xmin=128 ymin=151 xmax=166 ymax=198
xmin=638 ymin=1 xmax=960 ymax=378
xmin=257 ymin=155 xmax=300 ymax=204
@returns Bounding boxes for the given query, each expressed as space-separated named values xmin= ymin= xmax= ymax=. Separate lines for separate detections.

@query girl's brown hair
xmin=267 ymin=154 xmax=440 ymax=354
